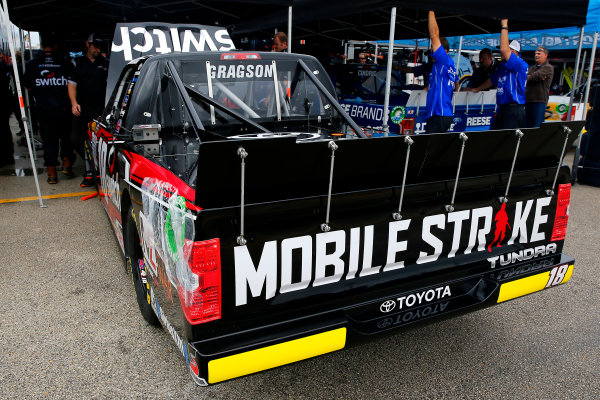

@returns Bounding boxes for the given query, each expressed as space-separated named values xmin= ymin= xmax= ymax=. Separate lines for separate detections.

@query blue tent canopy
xmin=377 ymin=0 xmax=600 ymax=51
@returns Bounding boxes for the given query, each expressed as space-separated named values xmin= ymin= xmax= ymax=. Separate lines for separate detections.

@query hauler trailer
xmin=87 ymin=24 xmax=583 ymax=385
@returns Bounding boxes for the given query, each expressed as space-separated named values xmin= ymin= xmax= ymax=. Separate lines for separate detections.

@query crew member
xmin=68 ymin=33 xmax=109 ymax=187
xmin=24 ymin=34 xmax=73 ymax=184
xmin=472 ymin=20 xmax=528 ymax=129
xmin=424 ymin=10 xmax=458 ymax=134
xmin=525 ymin=46 xmax=554 ymax=128
xmin=0 ymin=52 xmax=15 ymax=168
xmin=272 ymin=32 xmax=288 ymax=52
xmin=467 ymin=48 xmax=497 ymax=89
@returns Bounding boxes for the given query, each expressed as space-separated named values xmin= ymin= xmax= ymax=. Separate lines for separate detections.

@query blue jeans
xmin=525 ymin=102 xmax=547 ymax=128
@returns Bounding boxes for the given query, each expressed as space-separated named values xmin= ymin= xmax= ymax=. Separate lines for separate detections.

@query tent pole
xmin=572 ymin=31 xmax=599 ymax=184
xmin=18 ymin=25 xmax=35 ymax=160
xmin=382 ymin=6 xmax=396 ymax=137
xmin=374 ymin=42 xmax=378 ymax=65
xmin=576 ymin=51 xmax=587 ymax=98
xmin=455 ymin=36 xmax=463 ymax=87
xmin=287 ymin=4 xmax=292 ymax=53
xmin=567 ymin=26 xmax=585 ymax=121
xmin=1 ymin=0 xmax=45 ymax=207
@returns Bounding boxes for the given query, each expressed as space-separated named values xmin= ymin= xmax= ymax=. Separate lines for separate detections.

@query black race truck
xmin=88 ymin=36 xmax=583 ymax=385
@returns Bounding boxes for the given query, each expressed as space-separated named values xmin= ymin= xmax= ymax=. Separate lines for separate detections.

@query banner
xmin=107 ymin=22 xmax=235 ymax=104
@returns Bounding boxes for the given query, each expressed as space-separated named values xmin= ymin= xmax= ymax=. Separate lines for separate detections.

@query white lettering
xmin=234 ymin=243 xmax=277 ymax=306
xmin=383 ymin=220 xmax=410 ymax=271
xmin=531 ymin=197 xmax=551 ymax=242
xmin=417 ymin=214 xmax=445 ymax=264
xmin=508 ymin=200 xmax=533 ymax=245
xmin=464 ymin=206 xmax=492 ymax=254
xmin=314 ymin=231 xmax=346 ymax=287
xmin=280 ymin=236 xmax=312 ymax=294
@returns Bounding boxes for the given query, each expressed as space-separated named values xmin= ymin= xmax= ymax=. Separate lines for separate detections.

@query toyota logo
xmin=380 ymin=300 xmax=396 ymax=313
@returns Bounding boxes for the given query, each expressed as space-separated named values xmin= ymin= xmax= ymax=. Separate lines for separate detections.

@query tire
xmin=125 ymin=207 xmax=160 ymax=326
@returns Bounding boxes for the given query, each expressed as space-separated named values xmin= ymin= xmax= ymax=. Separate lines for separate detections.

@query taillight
xmin=401 ymin=118 xmax=415 ymax=135
xmin=178 ymin=238 xmax=222 ymax=325
xmin=551 ymin=183 xmax=571 ymax=241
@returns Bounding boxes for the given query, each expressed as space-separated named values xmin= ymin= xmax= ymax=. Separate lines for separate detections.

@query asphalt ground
xmin=1 ymin=119 xmax=599 ymax=399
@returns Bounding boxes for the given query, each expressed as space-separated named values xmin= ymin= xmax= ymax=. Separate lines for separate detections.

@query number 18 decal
xmin=546 ymin=264 xmax=569 ymax=288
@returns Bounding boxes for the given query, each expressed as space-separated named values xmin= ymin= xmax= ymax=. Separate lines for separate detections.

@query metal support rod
xmin=205 ymin=61 xmax=215 ymax=125
xmin=321 ymin=141 xmax=338 ymax=232
xmin=374 ymin=42 xmax=379 ymax=65
xmin=343 ymin=42 xmax=348 ymax=64
xmin=500 ymin=129 xmax=524 ymax=203
xmin=236 ymin=147 xmax=248 ymax=246
xmin=288 ymin=5 xmax=292 ymax=53
xmin=547 ymin=126 xmax=572 ymax=196
xmin=445 ymin=133 xmax=469 ymax=212
xmin=582 ymin=32 xmax=598 ymax=117
xmin=382 ymin=7 xmax=397 ymax=136
xmin=480 ymin=92 xmax=485 ymax=114
xmin=393 ymin=135 xmax=414 ymax=220
xmin=567 ymin=27 xmax=585 ymax=121
xmin=272 ymin=60 xmax=281 ymax=121
xmin=1 ymin=0 xmax=45 ymax=207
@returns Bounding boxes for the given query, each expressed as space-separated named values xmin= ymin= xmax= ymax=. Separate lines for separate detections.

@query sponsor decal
xmin=340 ymin=103 xmax=385 ymax=121
xmin=380 ymin=300 xmax=396 ymax=313
xmin=112 ymin=25 xmax=235 ymax=62
xmin=487 ymin=243 xmax=557 ymax=269
xmin=209 ymin=64 xmax=273 ymax=80
xmin=98 ymin=139 xmax=128 ymax=212
xmin=466 ymin=116 xmax=492 ymax=127
xmin=35 ymin=75 xmax=68 ymax=86
xmin=357 ymin=69 xmax=378 ymax=77
xmin=234 ymin=197 xmax=553 ymax=306
xmin=380 ymin=285 xmax=451 ymax=313
xmin=390 ymin=106 xmax=406 ymax=125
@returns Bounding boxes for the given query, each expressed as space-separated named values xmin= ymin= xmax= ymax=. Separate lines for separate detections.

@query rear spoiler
xmin=195 ymin=121 xmax=584 ymax=210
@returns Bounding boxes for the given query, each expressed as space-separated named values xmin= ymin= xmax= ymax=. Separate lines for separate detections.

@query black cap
xmin=87 ymin=33 xmax=104 ymax=47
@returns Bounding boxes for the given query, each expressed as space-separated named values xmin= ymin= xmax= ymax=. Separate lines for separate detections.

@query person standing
xmin=68 ymin=33 xmax=108 ymax=187
xmin=424 ymin=10 xmax=458 ymax=134
xmin=24 ymin=34 xmax=73 ymax=184
xmin=472 ymin=19 xmax=528 ymax=129
xmin=272 ymin=32 xmax=288 ymax=52
xmin=525 ymin=46 xmax=554 ymax=128
xmin=0 ymin=52 xmax=15 ymax=168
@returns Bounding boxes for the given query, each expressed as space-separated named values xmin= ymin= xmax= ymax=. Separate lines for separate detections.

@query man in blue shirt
xmin=425 ymin=11 xmax=458 ymax=134
xmin=472 ymin=19 xmax=528 ymax=129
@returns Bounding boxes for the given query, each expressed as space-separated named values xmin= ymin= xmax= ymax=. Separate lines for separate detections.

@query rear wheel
xmin=125 ymin=207 xmax=160 ymax=326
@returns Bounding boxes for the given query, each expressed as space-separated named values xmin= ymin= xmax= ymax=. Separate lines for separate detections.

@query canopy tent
xmin=0 ymin=0 xmax=592 ymax=206
xmin=5 ymin=0 xmax=590 ymax=41
xmin=376 ymin=0 xmax=600 ymax=51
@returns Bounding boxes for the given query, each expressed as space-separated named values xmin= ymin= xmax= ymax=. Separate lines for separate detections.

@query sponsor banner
xmin=107 ymin=23 xmax=236 ymax=104
xmin=340 ymin=100 xmax=496 ymax=135
xmin=233 ymin=197 xmax=559 ymax=307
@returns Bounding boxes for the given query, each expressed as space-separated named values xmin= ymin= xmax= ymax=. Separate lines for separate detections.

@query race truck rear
xmin=89 ymin=42 xmax=583 ymax=385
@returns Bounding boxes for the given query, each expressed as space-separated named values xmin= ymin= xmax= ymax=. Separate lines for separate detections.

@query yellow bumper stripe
xmin=497 ymin=264 xmax=574 ymax=303
xmin=208 ymin=327 xmax=346 ymax=384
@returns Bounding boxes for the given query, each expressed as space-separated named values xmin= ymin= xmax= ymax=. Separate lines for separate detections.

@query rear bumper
xmin=187 ymin=253 xmax=574 ymax=385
